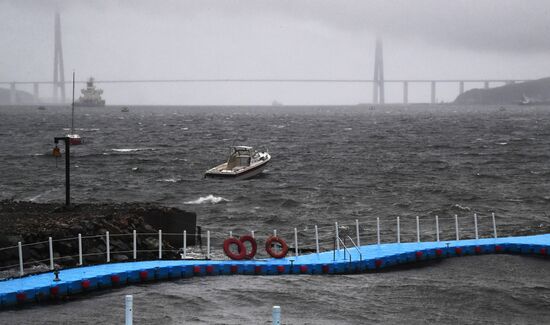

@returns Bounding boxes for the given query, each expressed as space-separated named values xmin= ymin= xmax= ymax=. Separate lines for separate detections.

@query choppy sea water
xmin=1 ymin=104 xmax=550 ymax=324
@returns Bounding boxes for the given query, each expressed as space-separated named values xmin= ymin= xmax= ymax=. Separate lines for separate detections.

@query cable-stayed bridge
xmin=0 ymin=14 xmax=532 ymax=105
xmin=0 ymin=78 xmax=531 ymax=105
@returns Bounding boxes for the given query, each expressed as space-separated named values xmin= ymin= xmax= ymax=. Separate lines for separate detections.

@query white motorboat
xmin=205 ymin=146 xmax=270 ymax=180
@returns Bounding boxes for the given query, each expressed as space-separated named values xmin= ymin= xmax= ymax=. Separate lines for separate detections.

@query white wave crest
xmin=184 ymin=194 xmax=228 ymax=204
xmin=111 ymin=148 xmax=155 ymax=152
xmin=157 ymin=178 xmax=179 ymax=183
xmin=452 ymin=204 xmax=471 ymax=211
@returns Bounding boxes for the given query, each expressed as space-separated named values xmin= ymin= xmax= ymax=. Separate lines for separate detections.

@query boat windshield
xmin=226 ymin=147 xmax=253 ymax=169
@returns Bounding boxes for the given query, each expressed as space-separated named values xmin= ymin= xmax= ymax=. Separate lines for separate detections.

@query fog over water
xmin=1 ymin=0 xmax=550 ymax=104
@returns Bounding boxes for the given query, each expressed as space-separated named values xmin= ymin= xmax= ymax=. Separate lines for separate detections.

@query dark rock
xmin=110 ymin=239 xmax=129 ymax=251
xmin=113 ymin=254 xmax=129 ymax=261
xmin=57 ymin=256 xmax=76 ymax=266
xmin=0 ymin=200 xmax=197 ymax=271
xmin=85 ymin=247 xmax=106 ymax=264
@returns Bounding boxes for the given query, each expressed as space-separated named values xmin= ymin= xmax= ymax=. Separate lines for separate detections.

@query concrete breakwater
xmin=0 ymin=201 xmax=197 ymax=274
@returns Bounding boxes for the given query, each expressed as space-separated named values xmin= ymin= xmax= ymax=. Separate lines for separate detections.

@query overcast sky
xmin=1 ymin=0 xmax=549 ymax=105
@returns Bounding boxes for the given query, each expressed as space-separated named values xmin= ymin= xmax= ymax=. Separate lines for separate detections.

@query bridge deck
xmin=1 ymin=234 xmax=549 ymax=308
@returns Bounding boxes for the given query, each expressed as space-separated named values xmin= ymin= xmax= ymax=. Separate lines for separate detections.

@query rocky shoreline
xmin=0 ymin=200 xmax=197 ymax=277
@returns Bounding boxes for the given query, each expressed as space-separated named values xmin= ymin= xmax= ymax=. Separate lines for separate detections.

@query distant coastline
xmin=0 ymin=88 xmax=35 ymax=105
xmin=454 ymin=77 xmax=550 ymax=105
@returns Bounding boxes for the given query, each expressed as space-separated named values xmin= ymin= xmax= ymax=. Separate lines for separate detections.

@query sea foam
xmin=184 ymin=194 xmax=228 ymax=204
xmin=111 ymin=148 xmax=155 ymax=152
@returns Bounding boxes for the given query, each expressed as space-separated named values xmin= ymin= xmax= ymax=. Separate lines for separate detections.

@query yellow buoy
xmin=52 ymin=146 xmax=61 ymax=157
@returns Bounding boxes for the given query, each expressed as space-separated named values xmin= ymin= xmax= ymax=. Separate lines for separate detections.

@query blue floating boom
xmin=1 ymin=234 xmax=549 ymax=308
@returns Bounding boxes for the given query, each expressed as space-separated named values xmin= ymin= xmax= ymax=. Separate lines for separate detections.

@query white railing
xmin=0 ymin=212 xmax=532 ymax=278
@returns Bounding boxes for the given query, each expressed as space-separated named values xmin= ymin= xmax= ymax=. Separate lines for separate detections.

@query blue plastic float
xmin=1 ymin=234 xmax=549 ymax=308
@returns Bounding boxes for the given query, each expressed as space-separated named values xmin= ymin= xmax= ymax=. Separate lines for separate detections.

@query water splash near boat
xmin=184 ymin=195 xmax=229 ymax=204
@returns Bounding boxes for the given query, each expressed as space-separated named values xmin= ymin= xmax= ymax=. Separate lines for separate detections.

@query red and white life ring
xmin=265 ymin=236 xmax=289 ymax=259
xmin=223 ymin=237 xmax=246 ymax=260
xmin=239 ymin=235 xmax=257 ymax=260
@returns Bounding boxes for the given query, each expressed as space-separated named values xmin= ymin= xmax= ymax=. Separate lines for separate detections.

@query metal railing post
xmin=416 ymin=216 xmax=420 ymax=242
xmin=183 ymin=230 xmax=187 ymax=259
xmin=376 ymin=217 xmax=380 ymax=245
xmin=207 ymin=230 xmax=210 ymax=259
xmin=347 ymin=235 xmax=363 ymax=261
xmin=435 ymin=215 xmax=440 ymax=242
xmin=274 ymin=229 xmax=277 ymax=237
xmin=455 ymin=215 xmax=459 ymax=240
xmin=251 ymin=230 xmax=255 ymax=238
xmin=229 ymin=230 xmax=232 ymax=238
xmin=106 ymin=231 xmax=110 ymax=262
xmin=125 ymin=295 xmax=133 ymax=325
xmin=272 ymin=306 xmax=281 ymax=325
xmin=492 ymin=212 xmax=498 ymax=239
xmin=337 ymin=237 xmax=352 ymax=261
xmin=18 ymin=241 xmax=23 ymax=276
xmin=355 ymin=219 xmax=360 ymax=247
xmin=294 ymin=227 xmax=299 ymax=257
xmin=133 ymin=230 xmax=137 ymax=260
xmin=335 ymin=222 xmax=340 ymax=250
xmin=397 ymin=216 xmax=401 ymax=243
xmin=474 ymin=213 xmax=479 ymax=240
xmin=158 ymin=229 xmax=162 ymax=259
xmin=78 ymin=233 xmax=82 ymax=265
xmin=48 ymin=236 xmax=54 ymax=270
xmin=314 ymin=225 xmax=319 ymax=255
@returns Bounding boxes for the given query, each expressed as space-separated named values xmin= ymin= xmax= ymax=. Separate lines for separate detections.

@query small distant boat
xmin=519 ymin=93 xmax=550 ymax=106
xmin=67 ymin=72 xmax=82 ymax=145
xmin=205 ymin=146 xmax=270 ymax=180
xmin=67 ymin=133 xmax=82 ymax=145
xmin=37 ymin=106 xmax=46 ymax=110
xmin=121 ymin=106 xmax=129 ymax=112
xmin=519 ymin=94 xmax=532 ymax=105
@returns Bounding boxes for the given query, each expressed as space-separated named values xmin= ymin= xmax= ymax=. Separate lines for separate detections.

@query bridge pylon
xmin=53 ymin=12 xmax=66 ymax=103
xmin=372 ymin=38 xmax=384 ymax=104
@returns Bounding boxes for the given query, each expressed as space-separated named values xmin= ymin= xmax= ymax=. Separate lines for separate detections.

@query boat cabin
xmin=226 ymin=146 xmax=253 ymax=169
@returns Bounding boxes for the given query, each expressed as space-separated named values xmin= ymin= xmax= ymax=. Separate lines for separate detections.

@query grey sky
xmin=2 ymin=0 xmax=549 ymax=104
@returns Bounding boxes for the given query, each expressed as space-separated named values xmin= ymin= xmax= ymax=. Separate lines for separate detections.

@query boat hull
xmin=67 ymin=134 xmax=82 ymax=145
xmin=205 ymin=159 xmax=269 ymax=180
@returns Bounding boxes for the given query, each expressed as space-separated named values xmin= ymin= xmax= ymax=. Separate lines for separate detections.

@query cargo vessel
xmin=77 ymin=77 xmax=105 ymax=107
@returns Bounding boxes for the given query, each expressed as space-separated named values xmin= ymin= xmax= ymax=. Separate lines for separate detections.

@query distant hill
xmin=454 ymin=77 xmax=550 ymax=105
xmin=0 ymin=87 xmax=36 ymax=105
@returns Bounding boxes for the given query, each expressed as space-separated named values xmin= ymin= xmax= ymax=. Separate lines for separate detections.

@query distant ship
xmin=272 ymin=100 xmax=283 ymax=107
xmin=76 ymin=77 xmax=105 ymax=107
